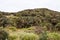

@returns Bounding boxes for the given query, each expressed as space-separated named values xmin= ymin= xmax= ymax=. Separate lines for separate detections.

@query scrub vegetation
xmin=0 ymin=8 xmax=60 ymax=40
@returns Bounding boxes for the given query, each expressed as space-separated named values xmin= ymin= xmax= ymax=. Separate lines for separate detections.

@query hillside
xmin=0 ymin=8 xmax=60 ymax=40
xmin=0 ymin=8 xmax=60 ymax=30
xmin=0 ymin=8 xmax=60 ymax=28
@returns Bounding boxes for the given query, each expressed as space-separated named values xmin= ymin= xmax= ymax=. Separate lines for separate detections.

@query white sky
xmin=0 ymin=0 xmax=60 ymax=12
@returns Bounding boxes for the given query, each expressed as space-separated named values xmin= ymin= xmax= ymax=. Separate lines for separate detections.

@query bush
xmin=0 ymin=30 xmax=8 ymax=40
xmin=19 ymin=33 xmax=39 ymax=40
xmin=8 ymin=34 xmax=18 ymax=40
xmin=7 ymin=27 xmax=17 ymax=31
xmin=47 ymin=32 xmax=60 ymax=40
xmin=39 ymin=31 xmax=48 ymax=40
xmin=8 ymin=32 xmax=39 ymax=40
xmin=39 ymin=32 xmax=60 ymax=40
xmin=55 ymin=23 xmax=60 ymax=31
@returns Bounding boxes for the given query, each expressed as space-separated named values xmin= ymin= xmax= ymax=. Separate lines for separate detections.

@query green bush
xmin=0 ymin=30 xmax=8 ymax=40
xmin=39 ymin=32 xmax=60 ymax=40
xmin=19 ymin=33 xmax=39 ymax=40
xmin=39 ymin=31 xmax=48 ymax=40
xmin=8 ymin=27 xmax=17 ymax=31
xmin=47 ymin=32 xmax=60 ymax=40
xmin=8 ymin=32 xmax=39 ymax=40
xmin=8 ymin=32 xmax=19 ymax=40
xmin=8 ymin=35 xmax=18 ymax=40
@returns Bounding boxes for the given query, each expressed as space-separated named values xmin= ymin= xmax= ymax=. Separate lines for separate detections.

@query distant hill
xmin=0 ymin=8 xmax=60 ymax=31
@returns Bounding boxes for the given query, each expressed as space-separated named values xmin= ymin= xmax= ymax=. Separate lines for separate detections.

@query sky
xmin=0 ymin=0 xmax=60 ymax=12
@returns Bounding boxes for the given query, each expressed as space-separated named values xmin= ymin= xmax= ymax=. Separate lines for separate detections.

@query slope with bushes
xmin=0 ymin=8 xmax=60 ymax=40
xmin=0 ymin=8 xmax=60 ymax=31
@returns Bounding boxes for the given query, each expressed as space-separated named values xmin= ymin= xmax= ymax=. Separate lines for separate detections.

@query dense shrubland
xmin=1 ymin=27 xmax=60 ymax=40
xmin=0 ymin=8 xmax=60 ymax=31
xmin=0 ymin=8 xmax=60 ymax=40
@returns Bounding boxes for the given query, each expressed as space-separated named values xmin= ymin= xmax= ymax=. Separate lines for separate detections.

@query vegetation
xmin=0 ymin=29 xmax=8 ymax=40
xmin=0 ymin=8 xmax=60 ymax=40
xmin=19 ymin=33 xmax=39 ymax=40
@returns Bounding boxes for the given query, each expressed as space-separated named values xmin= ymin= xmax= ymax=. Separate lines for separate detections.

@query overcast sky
xmin=0 ymin=0 xmax=60 ymax=12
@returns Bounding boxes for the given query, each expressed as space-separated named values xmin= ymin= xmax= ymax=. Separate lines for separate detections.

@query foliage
xmin=47 ymin=32 xmax=60 ymax=40
xmin=19 ymin=33 xmax=39 ymax=40
xmin=39 ymin=31 xmax=60 ymax=40
xmin=0 ymin=30 xmax=8 ymax=40
xmin=0 ymin=8 xmax=60 ymax=31
xmin=8 ymin=34 xmax=18 ymax=40
xmin=39 ymin=31 xmax=48 ymax=40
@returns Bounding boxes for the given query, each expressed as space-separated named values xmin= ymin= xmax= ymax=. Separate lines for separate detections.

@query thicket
xmin=0 ymin=8 xmax=60 ymax=31
xmin=0 ymin=29 xmax=8 ymax=40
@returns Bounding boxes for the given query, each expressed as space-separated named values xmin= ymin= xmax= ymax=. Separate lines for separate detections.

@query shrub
xmin=55 ymin=23 xmax=60 ymax=31
xmin=8 ymin=32 xmax=39 ymax=40
xmin=47 ymin=32 xmax=60 ymax=40
xmin=19 ymin=33 xmax=39 ymax=40
xmin=8 ymin=32 xmax=19 ymax=40
xmin=7 ymin=27 xmax=17 ymax=31
xmin=39 ymin=32 xmax=60 ymax=40
xmin=39 ymin=31 xmax=48 ymax=40
xmin=8 ymin=35 xmax=18 ymax=40
xmin=0 ymin=30 xmax=8 ymax=40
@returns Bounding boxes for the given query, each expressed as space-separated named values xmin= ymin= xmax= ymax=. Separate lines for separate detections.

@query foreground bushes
xmin=0 ymin=30 xmax=8 ymax=40
xmin=20 ymin=33 xmax=39 ymax=40
xmin=39 ymin=32 xmax=60 ymax=40
xmin=8 ymin=32 xmax=39 ymax=40
xmin=47 ymin=32 xmax=60 ymax=40
xmin=8 ymin=34 xmax=18 ymax=40
xmin=39 ymin=31 xmax=48 ymax=40
xmin=1 ymin=28 xmax=60 ymax=40
xmin=8 ymin=31 xmax=60 ymax=40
